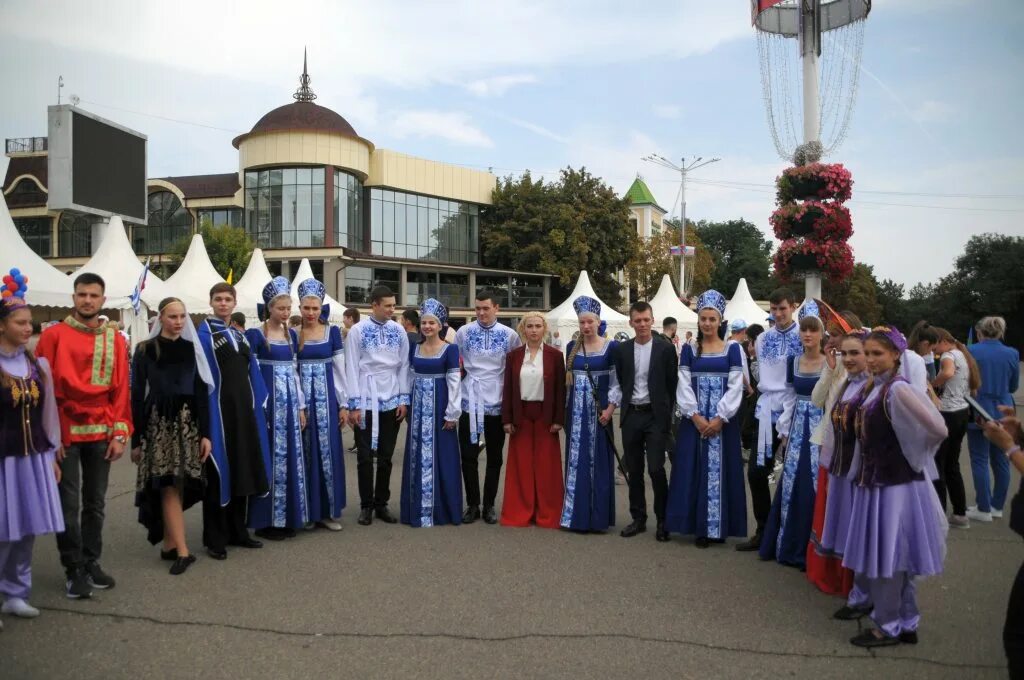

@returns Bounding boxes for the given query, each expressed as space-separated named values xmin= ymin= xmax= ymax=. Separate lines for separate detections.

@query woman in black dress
xmin=131 ymin=298 xmax=212 ymax=575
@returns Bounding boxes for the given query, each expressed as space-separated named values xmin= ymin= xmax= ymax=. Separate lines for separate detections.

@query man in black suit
xmin=615 ymin=301 xmax=679 ymax=541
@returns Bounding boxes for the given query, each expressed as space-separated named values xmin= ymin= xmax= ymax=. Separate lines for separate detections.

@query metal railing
xmin=5 ymin=137 xmax=48 ymax=154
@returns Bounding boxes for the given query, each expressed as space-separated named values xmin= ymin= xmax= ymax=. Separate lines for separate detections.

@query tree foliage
xmin=171 ymin=219 xmax=255 ymax=280
xmin=691 ymin=219 xmax=774 ymax=299
xmin=481 ymin=167 xmax=636 ymax=306
xmin=823 ymin=262 xmax=883 ymax=325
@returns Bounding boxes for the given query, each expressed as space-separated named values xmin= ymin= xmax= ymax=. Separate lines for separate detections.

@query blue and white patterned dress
xmin=401 ymin=342 xmax=463 ymax=527
xmin=561 ymin=340 xmax=621 ymax=532
xmin=246 ymin=327 xmax=309 ymax=530
xmin=760 ymin=355 xmax=823 ymax=567
xmin=665 ymin=341 xmax=747 ymax=540
xmin=296 ymin=324 xmax=347 ymax=522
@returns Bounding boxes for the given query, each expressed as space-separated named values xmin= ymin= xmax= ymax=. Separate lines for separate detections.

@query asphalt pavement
xmin=2 ymin=420 xmax=1019 ymax=680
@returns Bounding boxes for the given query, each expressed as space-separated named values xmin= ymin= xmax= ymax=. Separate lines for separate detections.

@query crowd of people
xmin=0 ymin=268 xmax=1020 ymax=666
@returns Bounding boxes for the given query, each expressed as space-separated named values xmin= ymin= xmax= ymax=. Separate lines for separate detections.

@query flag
xmin=226 ymin=268 xmax=234 ymax=285
xmin=670 ymin=245 xmax=696 ymax=257
xmin=129 ymin=257 xmax=150 ymax=314
xmin=967 ymin=326 xmax=975 ymax=346
xmin=669 ymin=245 xmax=682 ymax=256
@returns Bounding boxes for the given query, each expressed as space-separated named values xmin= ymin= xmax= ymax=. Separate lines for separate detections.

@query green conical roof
xmin=625 ymin=177 xmax=664 ymax=211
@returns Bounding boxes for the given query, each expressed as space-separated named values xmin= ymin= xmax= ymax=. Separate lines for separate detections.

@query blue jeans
xmin=967 ymin=427 xmax=1010 ymax=512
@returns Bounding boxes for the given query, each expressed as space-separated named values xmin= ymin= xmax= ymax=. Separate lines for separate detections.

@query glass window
xmin=333 ymin=169 xmax=364 ymax=252
xmin=406 ymin=270 xmax=438 ymax=306
xmin=244 ymin=166 xmax=327 ymax=250
xmin=511 ymin=276 xmax=544 ymax=309
xmin=196 ymin=208 xmax=243 ymax=229
xmin=14 ymin=217 xmax=52 ymax=257
xmin=439 ymin=273 xmax=469 ymax=308
xmin=476 ymin=274 xmax=510 ymax=307
xmin=344 ymin=265 xmax=373 ymax=304
xmin=374 ymin=268 xmax=400 ymax=298
xmin=133 ymin=191 xmax=192 ymax=255
xmin=5 ymin=179 xmax=47 ymax=208
xmin=58 ymin=212 xmax=92 ymax=257
xmin=365 ymin=188 xmax=480 ymax=265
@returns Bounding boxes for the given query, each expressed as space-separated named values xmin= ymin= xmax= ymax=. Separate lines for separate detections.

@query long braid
xmin=565 ymin=338 xmax=583 ymax=388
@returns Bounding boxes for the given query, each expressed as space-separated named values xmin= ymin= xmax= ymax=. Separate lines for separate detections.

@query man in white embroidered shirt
xmin=456 ymin=289 xmax=522 ymax=524
xmin=345 ymin=286 xmax=410 ymax=526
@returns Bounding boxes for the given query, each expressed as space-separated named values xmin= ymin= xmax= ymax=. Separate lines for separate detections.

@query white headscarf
xmin=145 ymin=298 xmax=215 ymax=394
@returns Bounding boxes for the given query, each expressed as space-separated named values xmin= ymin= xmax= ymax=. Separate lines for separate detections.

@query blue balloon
xmin=10 ymin=268 xmax=20 ymax=277
xmin=14 ymin=274 xmax=25 ymax=284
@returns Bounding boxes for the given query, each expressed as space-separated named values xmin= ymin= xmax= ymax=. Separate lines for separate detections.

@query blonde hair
xmin=517 ymin=311 xmax=547 ymax=337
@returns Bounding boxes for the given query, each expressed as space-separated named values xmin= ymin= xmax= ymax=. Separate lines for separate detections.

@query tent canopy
xmin=0 ymin=196 xmax=75 ymax=308
xmin=647 ymin=275 xmax=698 ymax=334
xmin=234 ymin=248 xmax=272 ymax=320
xmin=290 ymin=258 xmax=346 ymax=324
xmin=546 ymin=271 xmax=631 ymax=344
xmin=724 ymin=278 xmax=770 ymax=328
xmin=163 ymin=234 xmax=223 ymax=312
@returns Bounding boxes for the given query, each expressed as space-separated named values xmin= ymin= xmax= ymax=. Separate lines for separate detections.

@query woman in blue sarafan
xmin=295 ymin=279 xmax=347 ymax=531
xmin=665 ymin=289 xmax=747 ymax=548
xmin=246 ymin=276 xmax=309 ymax=539
xmin=561 ymin=295 xmax=621 ymax=533
xmin=760 ymin=300 xmax=827 ymax=567
xmin=401 ymin=298 xmax=463 ymax=527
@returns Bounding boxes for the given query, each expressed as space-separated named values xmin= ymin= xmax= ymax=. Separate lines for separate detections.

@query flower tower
xmin=771 ymin=158 xmax=855 ymax=293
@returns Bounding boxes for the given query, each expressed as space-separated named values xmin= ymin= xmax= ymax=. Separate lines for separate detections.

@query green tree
xmin=876 ymin=278 xmax=909 ymax=329
xmin=171 ymin=218 xmax=255 ymax=280
xmin=481 ymin=167 xmax=636 ymax=307
xmin=823 ymin=262 xmax=883 ymax=325
xmin=692 ymin=219 xmax=774 ymax=299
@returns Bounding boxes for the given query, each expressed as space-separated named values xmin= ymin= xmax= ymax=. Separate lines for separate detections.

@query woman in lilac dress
xmin=0 ymin=275 xmax=64 ymax=623
xmin=760 ymin=303 xmax=826 ymax=568
xmin=401 ymin=299 xmax=463 ymax=527
xmin=842 ymin=326 xmax=948 ymax=648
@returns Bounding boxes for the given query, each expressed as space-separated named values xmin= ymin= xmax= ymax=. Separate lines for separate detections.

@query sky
xmin=1 ymin=0 xmax=1022 ymax=289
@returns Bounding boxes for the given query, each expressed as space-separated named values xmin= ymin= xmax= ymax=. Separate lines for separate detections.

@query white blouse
xmin=520 ymin=346 xmax=545 ymax=402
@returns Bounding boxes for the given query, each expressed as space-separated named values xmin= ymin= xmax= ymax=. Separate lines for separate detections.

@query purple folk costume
xmin=0 ymin=347 xmax=65 ymax=605
xmin=841 ymin=371 xmax=948 ymax=639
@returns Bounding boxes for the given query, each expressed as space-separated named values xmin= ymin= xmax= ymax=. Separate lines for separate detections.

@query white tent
xmin=646 ymin=274 xmax=698 ymax=335
xmin=546 ymin=270 xmax=631 ymax=347
xmin=162 ymin=234 xmax=224 ymax=313
xmin=75 ymin=217 xmax=178 ymax=307
xmin=724 ymin=278 xmax=770 ymax=328
xmin=0 ymin=196 xmax=74 ymax=308
xmin=233 ymin=248 xmax=273 ymax=324
xmin=290 ymin=258 xmax=346 ymax=324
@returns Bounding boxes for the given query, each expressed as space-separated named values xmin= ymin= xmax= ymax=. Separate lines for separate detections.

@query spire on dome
xmin=293 ymin=47 xmax=317 ymax=102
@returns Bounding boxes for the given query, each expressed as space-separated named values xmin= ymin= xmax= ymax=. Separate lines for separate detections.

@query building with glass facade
xmin=2 ymin=63 xmax=553 ymax=326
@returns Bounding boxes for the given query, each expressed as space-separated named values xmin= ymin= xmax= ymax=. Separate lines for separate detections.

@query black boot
xmin=357 ymin=508 xmax=373 ymax=526
xmin=375 ymin=506 xmax=398 ymax=524
xmin=735 ymin=531 xmax=762 ymax=552
xmin=462 ymin=506 xmax=481 ymax=524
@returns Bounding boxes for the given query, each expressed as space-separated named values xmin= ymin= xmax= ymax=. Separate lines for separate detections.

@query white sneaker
xmin=949 ymin=514 xmax=970 ymax=529
xmin=966 ymin=508 xmax=993 ymax=523
xmin=317 ymin=520 xmax=343 ymax=531
xmin=2 ymin=597 xmax=40 ymax=618
xmin=992 ymin=508 xmax=1004 ymax=519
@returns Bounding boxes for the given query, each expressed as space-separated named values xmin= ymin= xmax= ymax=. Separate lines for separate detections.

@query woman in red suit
xmin=501 ymin=312 xmax=566 ymax=528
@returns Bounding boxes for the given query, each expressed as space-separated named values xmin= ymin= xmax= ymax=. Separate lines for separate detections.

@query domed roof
xmin=232 ymin=101 xmax=360 ymax=148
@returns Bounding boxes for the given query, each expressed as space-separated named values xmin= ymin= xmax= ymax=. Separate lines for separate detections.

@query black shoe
xmin=850 ymin=630 xmax=900 ymax=648
xmin=85 ymin=562 xmax=115 ymax=590
xmin=281 ymin=528 xmax=297 ymax=538
xmin=375 ymin=507 xmax=398 ymax=524
xmin=462 ymin=506 xmax=481 ymax=524
xmin=206 ymin=548 xmax=227 ymax=560
xmin=254 ymin=528 xmax=287 ymax=541
xmin=357 ymin=508 xmax=373 ymax=526
xmin=833 ymin=604 xmax=872 ymax=621
xmin=655 ymin=523 xmax=670 ymax=542
xmin=483 ymin=507 xmax=498 ymax=524
xmin=620 ymin=520 xmax=647 ymax=538
xmin=735 ymin=534 xmax=762 ymax=552
xmin=160 ymin=548 xmax=178 ymax=561
xmin=898 ymin=631 xmax=918 ymax=645
xmin=169 ymin=555 xmax=197 ymax=576
xmin=695 ymin=537 xmax=711 ymax=549
xmin=228 ymin=537 xmax=263 ymax=549
xmin=65 ymin=568 xmax=93 ymax=599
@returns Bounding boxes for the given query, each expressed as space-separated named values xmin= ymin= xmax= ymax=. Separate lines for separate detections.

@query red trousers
xmin=500 ymin=401 xmax=564 ymax=528
xmin=806 ymin=466 xmax=854 ymax=596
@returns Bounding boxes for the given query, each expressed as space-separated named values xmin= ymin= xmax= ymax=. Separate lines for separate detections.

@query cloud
xmin=466 ymin=74 xmax=537 ymax=97
xmin=910 ymin=100 xmax=955 ymax=123
xmin=390 ymin=110 xmax=494 ymax=148
xmin=652 ymin=104 xmax=681 ymax=120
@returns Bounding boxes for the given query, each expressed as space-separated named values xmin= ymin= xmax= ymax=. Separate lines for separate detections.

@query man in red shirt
xmin=36 ymin=273 xmax=131 ymax=599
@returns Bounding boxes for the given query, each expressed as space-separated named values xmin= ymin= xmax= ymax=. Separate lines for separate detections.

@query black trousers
xmin=622 ymin=408 xmax=668 ymax=523
xmin=459 ymin=413 xmax=506 ymax=509
xmin=201 ymin=461 xmax=250 ymax=552
xmin=934 ymin=408 xmax=969 ymax=517
xmin=747 ymin=423 xmax=781 ymax=535
xmin=56 ymin=441 xmax=111 ymax=573
xmin=1006 ymin=560 xmax=1024 ymax=679
xmin=354 ymin=408 xmax=401 ymax=509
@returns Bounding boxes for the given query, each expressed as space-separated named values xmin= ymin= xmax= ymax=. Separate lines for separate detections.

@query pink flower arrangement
xmin=770 ymin=201 xmax=853 ymax=241
xmin=776 ymin=163 xmax=853 ymax=204
xmin=774 ymin=238 xmax=854 ymax=283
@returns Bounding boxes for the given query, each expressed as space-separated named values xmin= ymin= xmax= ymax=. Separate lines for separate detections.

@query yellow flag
xmin=226 ymin=268 xmax=234 ymax=285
